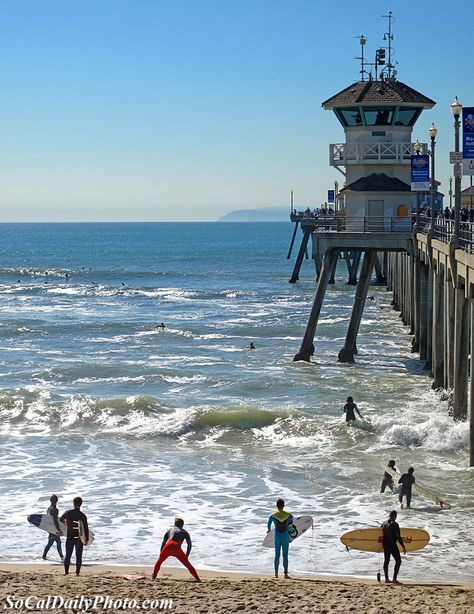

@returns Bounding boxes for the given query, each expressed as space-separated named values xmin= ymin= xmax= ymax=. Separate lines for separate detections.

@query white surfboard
xmin=381 ymin=464 xmax=450 ymax=509
xmin=263 ymin=515 xmax=313 ymax=548
xmin=28 ymin=514 xmax=95 ymax=544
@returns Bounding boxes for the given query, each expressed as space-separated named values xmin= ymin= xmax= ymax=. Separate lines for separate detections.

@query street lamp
xmin=428 ymin=123 xmax=438 ymax=229
xmin=451 ymin=96 xmax=462 ymax=245
xmin=414 ymin=140 xmax=422 ymax=231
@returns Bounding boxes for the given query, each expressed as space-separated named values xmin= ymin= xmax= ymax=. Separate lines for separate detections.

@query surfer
xmin=247 ymin=342 xmax=255 ymax=350
xmin=398 ymin=467 xmax=415 ymax=509
xmin=267 ymin=498 xmax=293 ymax=579
xmin=380 ymin=460 xmax=397 ymax=494
xmin=60 ymin=497 xmax=89 ymax=576
xmin=42 ymin=494 xmax=64 ymax=561
xmin=152 ymin=518 xmax=201 ymax=582
xmin=381 ymin=510 xmax=406 ymax=584
xmin=342 ymin=396 xmax=363 ymax=423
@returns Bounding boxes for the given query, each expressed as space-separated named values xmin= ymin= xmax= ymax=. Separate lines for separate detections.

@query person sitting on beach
xmin=381 ymin=510 xmax=406 ymax=584
xmin=342 ymin=396 xmax=362 ymax=424
xmin=267 ymin=498 xmax=293 ymax=579
xmin=42 ymin=494 xmax=64 ymax=562
xmin=398 ymin=467 xmax=415 ymax=509
xmin=60 ymin=497 xmax=89 ymax=576
xmin=381 ymin=460 xmax=397 ymax=494
xmin=152 ymin=518 xmax=201 ymax=582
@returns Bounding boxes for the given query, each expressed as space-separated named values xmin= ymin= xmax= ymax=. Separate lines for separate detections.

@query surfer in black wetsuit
xmin=381 ymin=460 xmax=397 ymax=493
xmin=60 ymin=497 xmax=89 ymax=576
xmin=398 ymin=467 xmax=415 ymax=509
xmin=381 ymin=510 xmax=406 ymax=584
xmin=342 ymin=396 xmax=363 ymax=423
xmin=42 ymin=494 xmax=64 ymax=561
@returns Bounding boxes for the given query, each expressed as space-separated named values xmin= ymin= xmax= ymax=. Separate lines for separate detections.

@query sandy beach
xmin=1 ymin=564 xmax=473 ymax=613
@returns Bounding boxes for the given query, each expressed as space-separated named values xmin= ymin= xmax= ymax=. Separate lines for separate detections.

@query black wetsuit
xmin=343 ymin=402 xmax=360 ymax=422
xmin=380 ymin=467 xmax=397 ymax=493
xmin=60 ymin=508 xmax=89 ymax=575
xmin=398 ymin=472 xmax=415 ymax=508
xmin=382 ymin=519 xmax=404 ymax=581
xmin=42 ymin=504 xmax=64 ymax=559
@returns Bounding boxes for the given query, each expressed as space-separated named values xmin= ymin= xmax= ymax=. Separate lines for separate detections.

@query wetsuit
xmin=380 ymin=466 xmax=397 ymax=493
xmin=382 ymin=518 xmax=404 ymax=582
xmin=398 ymin=472 xmax=415 ymax=508
xmin=60 ymin=508 xmax=89 ymax=576
xmin=343 ymin=402 xmax=361 ymax=422
xmin=153 ymin=526 xmax=200 ymax=580
xmin=267 ymin=510 xmax=294 ymax=576
xmin=42 ymin=504 xmax=64 ymax=560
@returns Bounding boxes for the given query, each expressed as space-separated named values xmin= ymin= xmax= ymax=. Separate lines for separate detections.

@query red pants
xmin=153 ymin=539 xmax=200 ymax=580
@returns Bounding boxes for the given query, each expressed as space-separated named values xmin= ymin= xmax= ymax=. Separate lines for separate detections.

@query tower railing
xmin=329 ymin=142 xmax=428 ymax=166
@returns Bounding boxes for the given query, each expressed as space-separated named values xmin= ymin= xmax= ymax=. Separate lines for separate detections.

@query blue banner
xmin=410 ymin=154 xmax=430 ymax=191
xmin=463 ymin=107 xmax=474 ymax=160
xmin=327 ymin=190 xmax=335 ymax=203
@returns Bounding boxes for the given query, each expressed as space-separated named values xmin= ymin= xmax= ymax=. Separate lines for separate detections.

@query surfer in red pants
xmin=152 ymin=518 xmax=201 ymax=582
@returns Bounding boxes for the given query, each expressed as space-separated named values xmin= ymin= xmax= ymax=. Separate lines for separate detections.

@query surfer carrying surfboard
xmin=42 ymin=494 xmax=64 ymax=562
xmin=398 ymin=467 xmax=415 ymax=509
xmin=380 ymin=460 xmax=397 ymax=494
xmin=342 ymin=396 xmax=363 ymax=423
xmin=60 ymin=497 xmax=89 ymax=576
xmin=267 ymin=499 xmax=293 ymax=579
xmin=381 ymin=510 xmax=406 ymax=584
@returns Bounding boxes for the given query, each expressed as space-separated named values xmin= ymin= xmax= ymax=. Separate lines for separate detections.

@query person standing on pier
xmin=342 ymin=396 xmax=363 ymax=424
xmin=398 ymin=467 xmax=415 ymax=509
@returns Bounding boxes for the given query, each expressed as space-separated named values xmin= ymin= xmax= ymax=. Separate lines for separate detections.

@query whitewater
xmin=0 ymin=222 xmax=472 ymax=582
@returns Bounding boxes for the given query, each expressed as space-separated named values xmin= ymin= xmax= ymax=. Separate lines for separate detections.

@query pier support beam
xmin=347 ymin=252 xmax=361 ymax=285
xmin=445 ymin=280 xmax=455 ymax=390
xmin=338 ymin=251 xmax=377 ymax=363
xmin=411 ymin=258 xmax=421 ymax=352
xmin=419 ymin=263 xmax=429 ymax=361
xmin=453 ymin=286 xmax=469 ymax=420
xmin=470 ymin=299 xmax=474 ymax=466
xmin=294 ymin=250 xmax=338 ymax=362
xmin=431 ymin=269 xmax=445 ymax=389
xmin=289 ymin=228 xmax=311 ymax=284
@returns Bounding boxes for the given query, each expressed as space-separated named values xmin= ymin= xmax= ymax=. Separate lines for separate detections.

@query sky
xmin=1 ymin=0 xmax=472 ymax=221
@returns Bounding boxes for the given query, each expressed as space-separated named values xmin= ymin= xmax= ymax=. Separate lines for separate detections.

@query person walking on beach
xmin=342 ymin=396 xmax=363 ymax=423
xmin=42 ymin=494 xmax=64 ymax=561
xmin=398 ymin=467 xmax=415 ymax=509
xmin=152 ymin=518 xmax=201 ymax=582
xmin=381 ymin=460 xmax=397 ymax=494
xmin=60 ymin=497 xmax=89 ymax=576
xmin=381 ymin=510 xmax=406 ymax=584
xmin=267 ymin=498 xmax=293 ymax=579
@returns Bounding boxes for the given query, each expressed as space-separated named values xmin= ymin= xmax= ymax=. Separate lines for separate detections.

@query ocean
xmin=0 ymin=222 xmax=471 ymax=582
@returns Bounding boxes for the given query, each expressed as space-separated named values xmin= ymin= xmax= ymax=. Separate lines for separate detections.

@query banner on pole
xmin=463 ymin=107 xmax=474 ymax=175
xmin=411 ymin=154 xmax=430 ymax=191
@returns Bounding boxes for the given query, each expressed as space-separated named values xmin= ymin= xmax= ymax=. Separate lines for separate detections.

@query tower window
xmin=363 ymin=108 xmax=394 ymax=126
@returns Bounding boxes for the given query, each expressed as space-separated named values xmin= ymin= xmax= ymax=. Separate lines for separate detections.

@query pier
xmin=291 ymin=19 xmax=474 ymax=464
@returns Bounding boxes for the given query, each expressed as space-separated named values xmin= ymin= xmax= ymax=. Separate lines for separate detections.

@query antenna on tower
xmin=354 ymin=35 xmax=370 ymax=81
xmin=382 ymin=11 xmax=396 ymax=80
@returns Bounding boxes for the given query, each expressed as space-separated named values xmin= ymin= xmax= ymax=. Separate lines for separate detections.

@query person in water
xmin=247 ymin=342 xmax=255 ymax=350
xmin=381 ymin=460 xmax=397 ymax=494
xmin=381 ymin=510 xmax=406 ymax=584
xmin=42 ymin=494 xmax=64 ymax=561
xmin=342 ymin=396 xmax=363 ymax=423
xmin=152 ymin=518 xmax=200 ymax=581
xmin=398 ymin=467 xmax=415 ymax=509
xmin=60 ymin=497 xmax=89 ymax=576
xmin=267 ymin=498 xmax=293 ymax=579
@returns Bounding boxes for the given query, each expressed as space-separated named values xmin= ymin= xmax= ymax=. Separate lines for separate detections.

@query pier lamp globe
xmin=428 ymin=123 xmax=437 ymax=224
xmin=414 ymin=139 xmax=422 ymax=154
xmin=451 ymin=97 xmax=462 ymax=245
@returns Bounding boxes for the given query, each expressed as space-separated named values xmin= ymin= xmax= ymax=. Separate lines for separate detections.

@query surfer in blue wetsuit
xmin=267 ymin=498 xmax=293 ymax=579
xmin=381 ymin=510 xmax=406 ymax=584
xmin=42 ymin=494 xmax=64 ymax=561
xmin=398 ymin=467 xmax=415 ymax=509
xmin=342 ymin=396 xmax=363 ymax=423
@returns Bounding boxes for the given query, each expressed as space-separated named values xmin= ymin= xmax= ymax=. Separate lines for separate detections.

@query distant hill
xmin=217 ymin=206 xmax=289 ymax=222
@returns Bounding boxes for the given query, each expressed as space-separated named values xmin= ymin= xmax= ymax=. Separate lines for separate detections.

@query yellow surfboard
xmin=340 ymin=527 xmax=430 ymax=553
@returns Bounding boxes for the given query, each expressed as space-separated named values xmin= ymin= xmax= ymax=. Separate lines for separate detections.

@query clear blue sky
xmin=1 ymin=0 xmax=472 ymax=221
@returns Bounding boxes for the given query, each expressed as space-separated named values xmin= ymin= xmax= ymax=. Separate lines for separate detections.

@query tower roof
xmin=322 ymin=80 xmax=435 ymax=109
xmin=339 ymin=173 xmax=412 ymax=193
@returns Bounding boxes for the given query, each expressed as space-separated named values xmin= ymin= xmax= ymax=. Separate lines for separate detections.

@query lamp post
xmin=429 ymin=123 xmax=438 ymax=232
xmin=414 ymin=139 xmax=422 ymax=231
xmin=451 ymin=96 xmax=462 ymax=245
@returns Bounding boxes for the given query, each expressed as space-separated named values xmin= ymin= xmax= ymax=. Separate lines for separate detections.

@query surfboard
xmin=28 ymin=514 xmax=67 ymax=536
xmin=262 ymin=515 xmax=313 ymax=548
xmin=340 ymin=527 xmax=430 ymax=553
xmin=28 ymin=514 xmax=95 ymax=545
xmin=381 ymin=464 xmax=451 ymax=509
xmin=77 ymin=520 xmax=95 ymax=545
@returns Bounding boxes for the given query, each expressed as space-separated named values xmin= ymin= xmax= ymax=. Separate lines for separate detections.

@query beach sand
xmin=1 ymin=564 xmax=473 ymax=613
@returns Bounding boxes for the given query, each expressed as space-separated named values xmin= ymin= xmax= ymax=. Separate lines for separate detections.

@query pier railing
xmin=329 ymin=142 xmax=428 ymax=166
